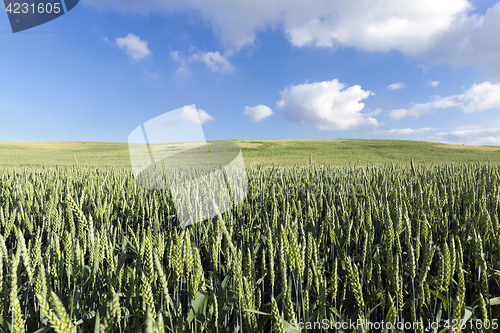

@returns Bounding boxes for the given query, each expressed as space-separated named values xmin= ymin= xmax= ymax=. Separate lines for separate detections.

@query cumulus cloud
xmin=114 ymin=33 xmax=152 ymax=60
xmin=276 ymin=79 xmax=378 ymax=132
xmin=170 ymin=50 xmax=190 ymax=77
xmin=288 ymin=0 xmax=472 ymax=55
xmin=170 ymin=50 xmax=181 ymax=61
xmin=243 ymin=105 xmax=273 ymax=122
xmin=428 ymin=127 xmax=500 ymax=145
xmin=460 ymin=81 xmax=500 ymax=113
xmin=87 ymin=0 xmax=471 ymax=55
xmin=89 ymin=1 xmax=500 ymax=74
xmin=389 ymin=81 xmax=500 ymax=120
xmin=365 ymin=108 xmax=382 ymax=117
xmin=388 ymin=96 xmax=458 ymax=120
xmin=429 ymin=81 xmax=440 ymax=88
xmin=388 ymin=82 xmax=406 ymax=90
xmin=171 ymin=49 xmax=234 ymax=73
xmin=379 ymin=127 xmax=435 ymax=135
xmin=197 ymin=109 xmax=215 ymax=123
xmin=179 ymin=105 xmax=214 ymax=124
xmin=429 ymin=2 xmax=500 ymax=76
xmin=191 ymin=51 xmax=234 ymax=72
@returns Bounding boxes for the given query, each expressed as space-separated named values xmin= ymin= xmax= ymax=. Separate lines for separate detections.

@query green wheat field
xmin=1 ymin=139 xmax=500 ymax=167
xmin=0 ymin=140 xmax=500 ymax=332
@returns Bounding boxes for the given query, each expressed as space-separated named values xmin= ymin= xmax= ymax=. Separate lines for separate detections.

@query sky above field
xmin=1 ymin=0 xmax=500 ymax=145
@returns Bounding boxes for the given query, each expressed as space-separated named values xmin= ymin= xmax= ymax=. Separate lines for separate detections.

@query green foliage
xmin=0 ymin=161 xmax=499 ymax=332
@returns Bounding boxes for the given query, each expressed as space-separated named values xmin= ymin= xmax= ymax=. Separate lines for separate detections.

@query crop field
xmin=1 ymin=159 xmax=500 ymax=332
xmin=2 ymin=140 xmax=500 ymax=167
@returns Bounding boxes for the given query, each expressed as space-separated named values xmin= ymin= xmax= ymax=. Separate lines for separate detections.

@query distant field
xmin=0 ymin=139 xmax=499 ymax=168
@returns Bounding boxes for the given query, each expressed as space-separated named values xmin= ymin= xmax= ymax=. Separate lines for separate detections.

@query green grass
xmin=1 ymin=139 xmax=499 ymax=168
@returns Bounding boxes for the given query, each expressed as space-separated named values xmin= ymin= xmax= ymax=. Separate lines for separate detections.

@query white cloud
xmin=388 ymin=95 xmax=458 ymax=120
xmin=417 ymin=64 xmax=431 ymax=73
xmin=170 ymin=51 xmax=190 ymax=77
xmin=179 ymin=105 xmax=201 ymax=124
xmin=288 ymin=0 xmax=470 ymax=54
xmin=104 ymin=34 xmax=153 ymax=60
xmin=429 ymin=81 xmax=440 ymax=88
xmin=428 ymin=127 xmax=500 ymax=145
xmin=276 ymin=79 xmax=378 ymax=132
xmin=171 ymin=49 xmax=233 ymax=73
xmin=460 ymin=81 xmax=500 ymax=113
xmin=365 ymin=108 xmax=382 ymax=117
xmin=87 ymin=0 xmax=471 ymax=55
xmin=170 ymin=50 xmax=181 ymax=61
xmin=449 ymin=124 xmax=483 ymax=131
xmin=114 ymin=33 xmax=152 ymax=60
xmin=429 ymin=2 xmax=500 ymax=76
xmin=389 ymin=81 xmax=500 ymax=120
xmin=388 ymin=82 xmax=406 ymax=90
xmin=197 ymin=109 xmax=215 ymax=124
xmin=379 ymin=127 xmax=435 ymax=135
xmin=179 ymin=105 xmax=214 ymax=124
xmin=191 ymin=51 xmax=234 ymax=72
xmin=243 ymin=105 xmax=273 ymax=122
xmin=90 ymin=1 xmax=500 ymax=74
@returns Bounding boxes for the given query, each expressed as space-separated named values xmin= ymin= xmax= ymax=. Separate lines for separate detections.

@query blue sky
xmin=1 ymin=0 xmax=500 ymax=145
